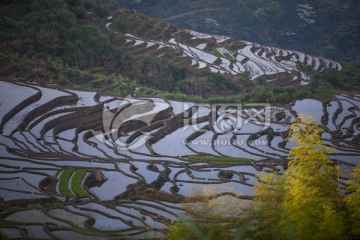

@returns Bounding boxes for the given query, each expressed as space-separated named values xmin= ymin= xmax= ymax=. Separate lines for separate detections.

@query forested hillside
xmin=0 ymin=0 xmax=359 ymax=104
xmin=118 ymin=0 xmax=360 ymax=62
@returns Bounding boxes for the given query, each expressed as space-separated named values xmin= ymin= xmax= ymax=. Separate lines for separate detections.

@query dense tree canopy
xmin=282 ymin=115 xmax=346 ymax=240
xmin=345 ymin=164 xmax=360 ymax=237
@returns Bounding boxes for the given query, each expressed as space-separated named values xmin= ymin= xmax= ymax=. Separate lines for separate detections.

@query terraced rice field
xmin=106 ymin=11 xmax=341 ymax=86
xmin=0 ymin=79 xmax=359 ymax=238
xmin=58 ymin=170 xmax=88 ymax=198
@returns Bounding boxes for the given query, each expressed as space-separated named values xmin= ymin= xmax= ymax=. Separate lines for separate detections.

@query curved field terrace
xmin=105 ymin=11 xmax=342 ymax=86
xmin=0 ymin=80 xmax=359 ymax=239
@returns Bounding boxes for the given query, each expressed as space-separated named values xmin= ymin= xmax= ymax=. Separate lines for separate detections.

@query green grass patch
xmin=211 ymin=48 xmax=223 ymax=58
xmin=224 ymin=52 xmax=233 ymax=60
xmin=59 ymin=170 xmax=75 ymax=197
xmin=186 ymin=155 xmax=252 ymax=164
xmin=211 ymin=48 xmax=233 ymax=60
xmin=71 ymin=170 xmax=88 ymax=197
xmin=59 ymin=170 xmax=88 ymax=197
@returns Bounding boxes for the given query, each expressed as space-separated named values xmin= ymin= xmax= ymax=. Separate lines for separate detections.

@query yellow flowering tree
xmin=166 ymin=115 xmax=357 ymax=240
xmin=282 ymin=115 xmax=346 ymax=240
xmin=345 ymin=164 xmax=360 ymax=238
xmin=249 ymin=115 xmax=347 ymax=240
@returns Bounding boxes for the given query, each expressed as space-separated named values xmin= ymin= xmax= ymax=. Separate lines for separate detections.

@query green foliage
xmin=168 ymin=64 xmax=187 ymax=82
xmin=283 ymin=115 xmax=346 ymax=240
xmin=137 ymin=57 xmax=175 ymax=90
xmin=246 ymin=115 xmax=350 ymax=239
xmin=55 ymin=71 xmax=94 ymax=85
xmin=1 ymin=0 xmax=256 ymax=98
xmin=62 ymin=26 xmax=113 ymax=69
xmin=71 ymin=170 xmax=88 ymax=197
xmin=151 ymin=91 xmax=205 ymax=103
xmin=211 ymin=48 xmax=222 ymax=58
xmin=112 ymin=18 xmax=138 ymax=33
xmin=167 ymin=220 xmax=235 ymax=240
xmin=166 ymin=186 xmax=247 ymax=240
xmin=312 ymin=61 xmax=360 ymax=92
xmin=59 ymin=170 xmax=89 ymax=197
xmin=178 ymin=71 xmax=248 ymax=97
xmin=223 ymin=52 xmax=233 ymax=60
xmin=186 ymin=155 xmax=251 ymax=164
xmin=247 ymin=84 xmax=307 ymax=104
xmin=1 ymin=0 xmax=359 ymax=104
xmin=59 ymin=170 xmax=75 ymax=197
xmin=249 ymin=173 xmax=290 ymax=240
xmin=345 ymin=164 xmax=360 ymax=238
xmin=334 ymin=21 xmax=358 ymax=49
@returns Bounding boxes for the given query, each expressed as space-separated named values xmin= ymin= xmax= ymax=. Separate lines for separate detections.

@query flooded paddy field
xmin=0 ymin=80 xmax=359 ymax=239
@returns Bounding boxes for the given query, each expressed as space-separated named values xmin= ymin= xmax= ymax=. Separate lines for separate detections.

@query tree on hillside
xmin=281 ymin=114 xmax=346 ymax=240
xmin=248 ymin=173 xmax=288 ymax=239
xmin=166 ymin=115 xmax=355 ymax=239
xmin=248 ymin=114 xmax=347 ymax=240
xmin=345 ymin=164 xmax=360 ymax=238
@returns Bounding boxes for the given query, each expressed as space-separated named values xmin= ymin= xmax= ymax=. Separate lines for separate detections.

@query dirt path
xmin=164 ymin=7 xmax=231 ymax=21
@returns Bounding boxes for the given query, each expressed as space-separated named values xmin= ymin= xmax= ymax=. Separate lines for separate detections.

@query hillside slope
xmin=0 ymin=0 xmax=359 ymax=103
xmin=106 ymin=7 xmax=341 ymax=86
xmin=117 ymin=0 xmax=360 ymax=61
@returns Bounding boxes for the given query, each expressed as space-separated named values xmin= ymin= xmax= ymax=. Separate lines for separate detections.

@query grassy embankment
xmin=186 ymin=155 xmax=252 ymax=164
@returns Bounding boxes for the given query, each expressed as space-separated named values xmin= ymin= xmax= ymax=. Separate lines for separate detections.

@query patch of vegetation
xmin=223 ymin=52 xmax=233 ymax=60
xmin=71 ymin=170 xmax=88 ymax=197
xmin=0 ymin=0 xmax=253 ymax=99
xmin=186 ymin=155 xmax=252 ymax=164
xmin=58 ymin=169 xmax=88 ymax=197
xmin=41 ymin=202 xmax=57 ymax=209
xmin=59 ymin=170 xmax=75 ymax=197
xmin=311 ymin=61 xmax=360 ymax=93
xmin=211 ymin=48 xmax=222 ymax=58
xmin=211 ymin=48 xmax=232 ymax=60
